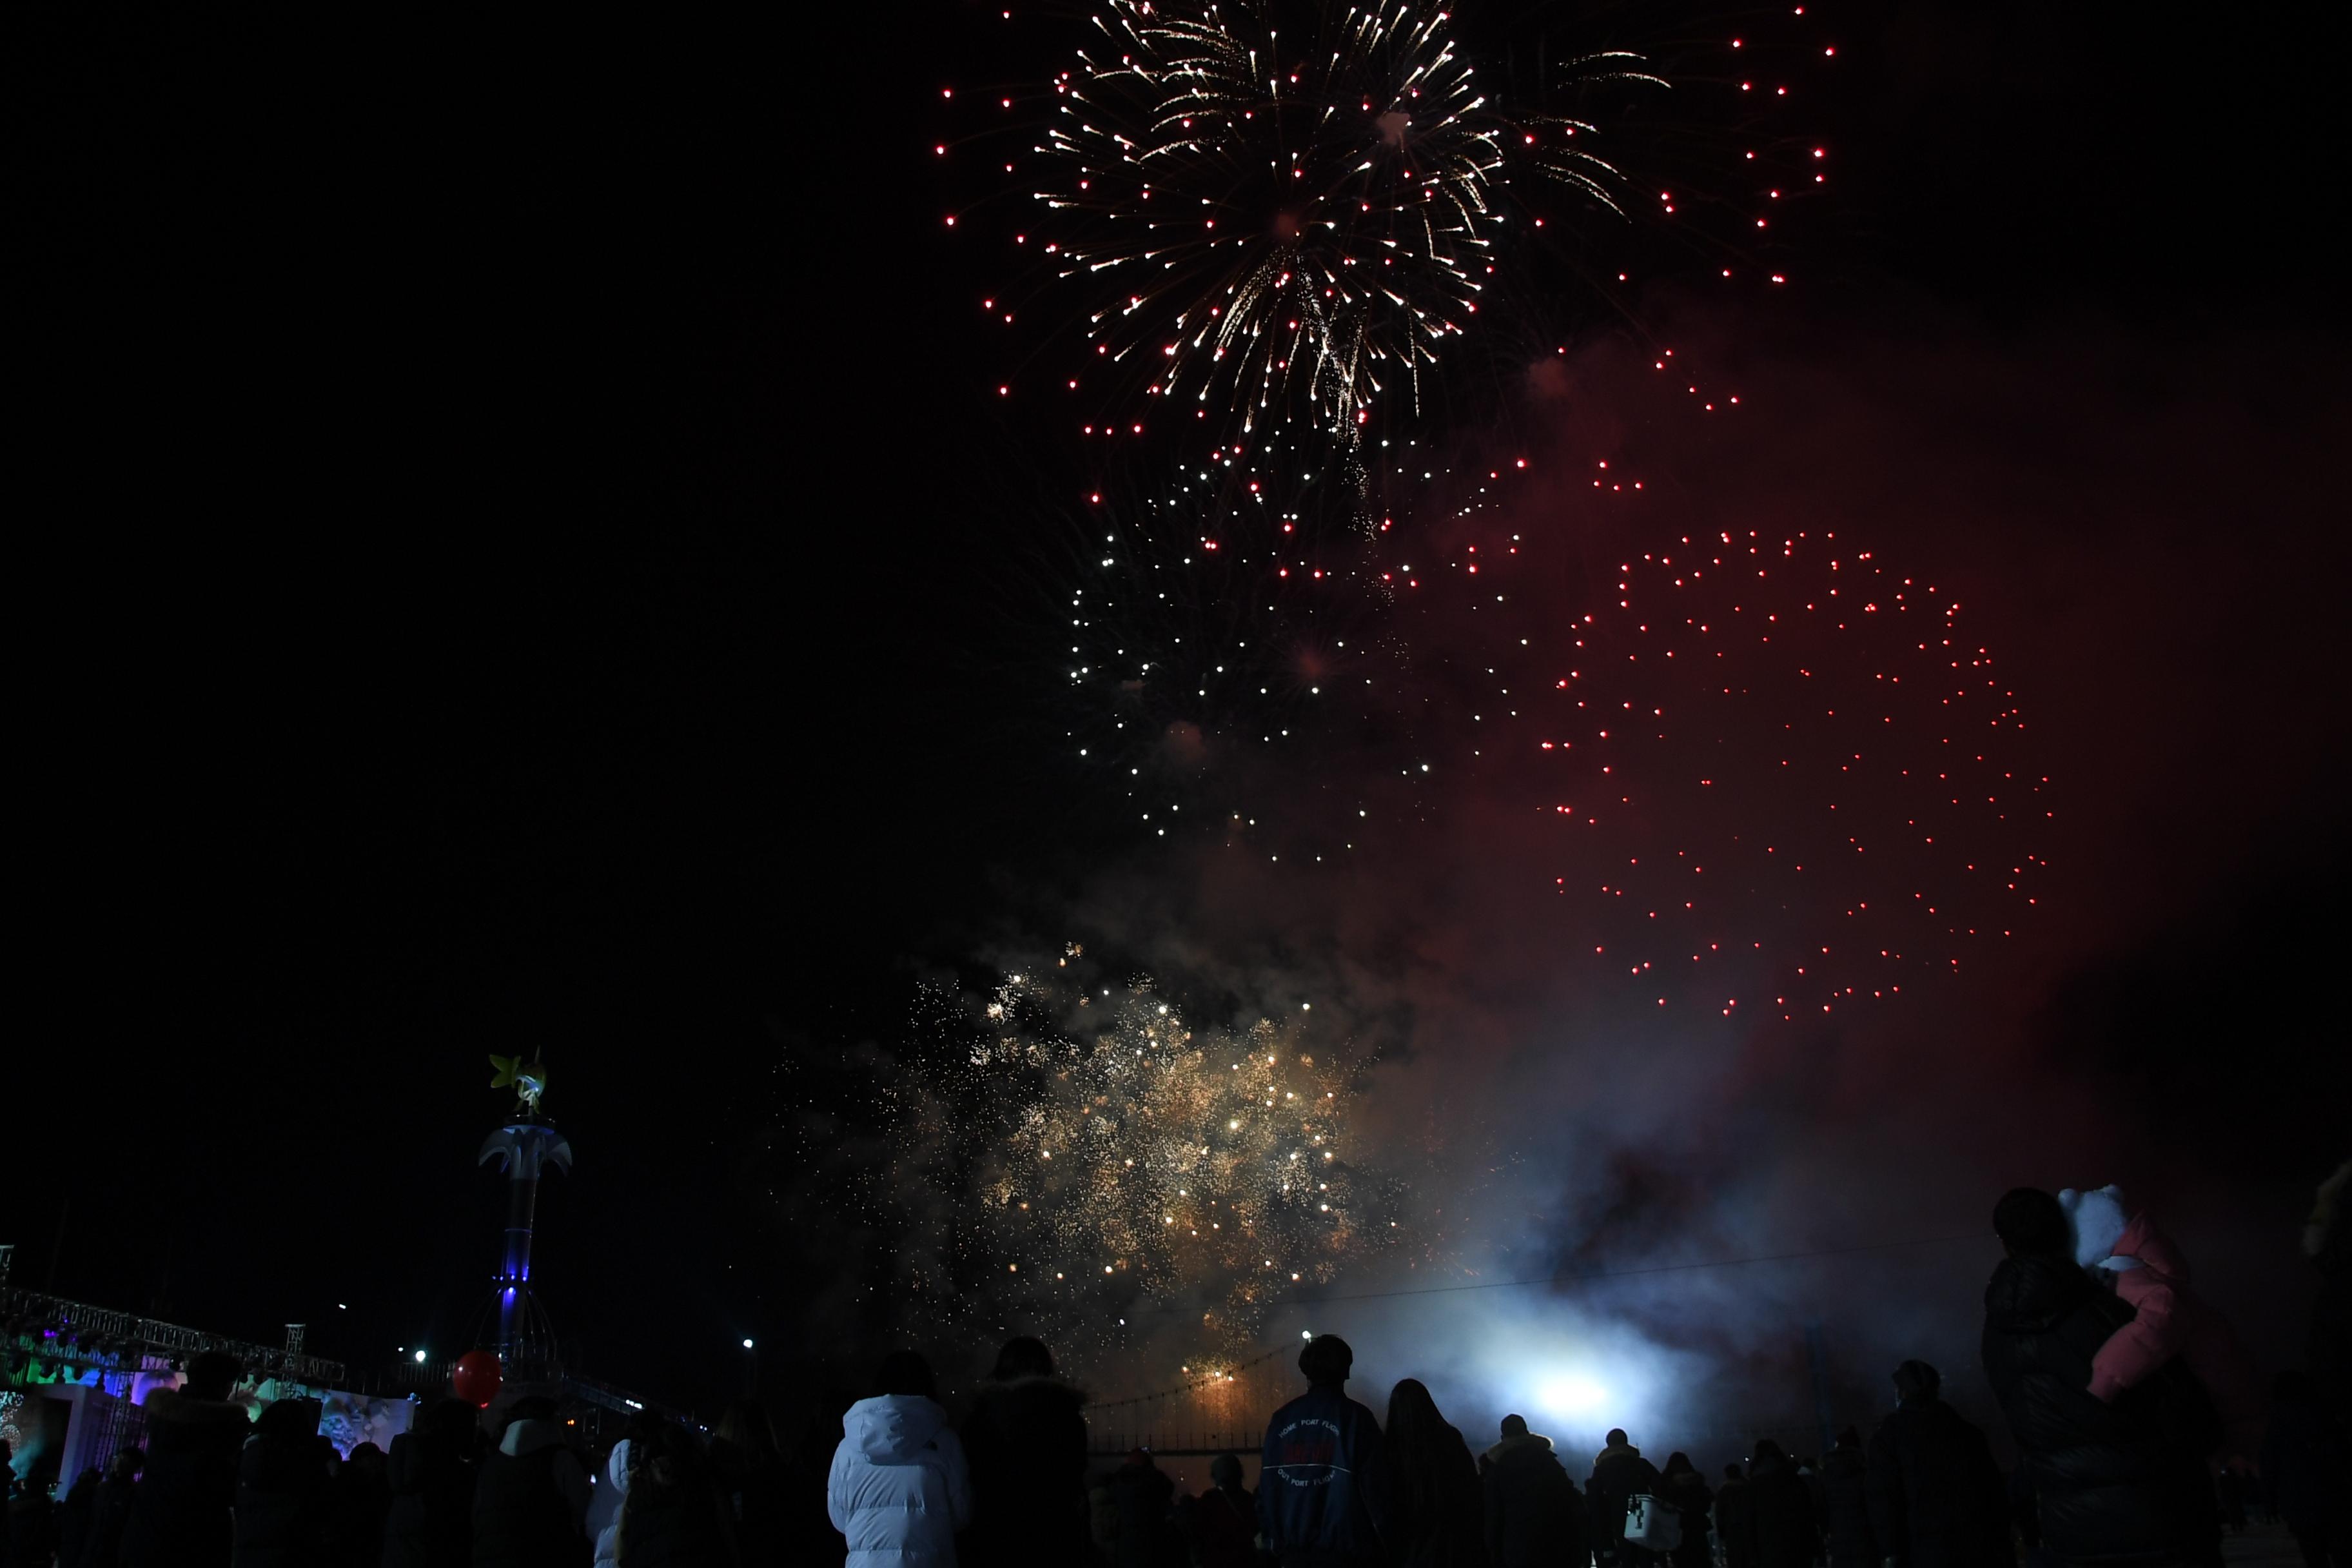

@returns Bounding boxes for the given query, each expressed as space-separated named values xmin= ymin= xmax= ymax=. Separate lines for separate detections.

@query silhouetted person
xmin=122 ymin=1350 xmax=250 ymax=1568
xmin=1482 ymin=1414 xmax=1579 ymax=1568
xmin=1815 ymin=1429 xmax=1872 ymax=1568
xmin=59 ymin=1467 xmax=102 ymax=1568
xmin=331 ymin=1443 xmax=390 ymax=1568
xmin=472 ymin=1396 xmax=589 ymax=1568
xmin=1863 ymin=1360 xmax=2006 ymax=1568
xmin=2263 ymin=1370 xmax=2350 ymax=1568
xmin=1714 ymin=1466 xmax=1754 ymax=1568
xmin=1179 ymin=1455 xmax=1257 ymax=1568
xmin=1740 ymin=1443 xmax=1812 ymax=1568
xmin=232 ymin=1398 xmax=335 ymax=1568
xmin=81 ymin=1447 xmax=142 ymax=1568
xmin=1259 ymin=1334 xmax=1389 ymax=1568
xmin=827 ymin=1351 xmax=969 ymax=1567
xmin=614 ymin=1420 xmax=736 ymax=1567
xmin=1982 ymin=1186 xmax=2219 ymax=1565
xmin=956 ymin=1337 xmax=1089 ymax=1568
xmin=1587 ymin=1429 xmax=1660 ymax=1568
xmin=1658 ymin=1455 xmax=1709 ymax=1568
xmin=384 ymin=1399 xmax=480 ymax=1568
xmin=10 ymin=1464 xmax=61 ymax=1568
xmin=1106 ymin=1450 xmax=1179 ymax=1568
xmin=708 ymin=1402 xmax=785 ymax=1567
xmin=1380 ymin=1380 xmax=1483 ymax=1568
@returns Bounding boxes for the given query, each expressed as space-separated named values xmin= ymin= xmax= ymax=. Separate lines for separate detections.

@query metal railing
xmin=1 ymin=1284 xmax=348 ymax=1387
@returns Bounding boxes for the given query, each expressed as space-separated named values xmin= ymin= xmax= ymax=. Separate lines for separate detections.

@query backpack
xmin=1625 ymin=1493 xmax=1682 ymax=1553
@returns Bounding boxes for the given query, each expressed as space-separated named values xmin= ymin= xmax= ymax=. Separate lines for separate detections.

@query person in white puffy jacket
xmin=590 ymin=1439 xmax=630 ymax=1568
xmin=828 ymin=1351 xmax=973 ymax=1566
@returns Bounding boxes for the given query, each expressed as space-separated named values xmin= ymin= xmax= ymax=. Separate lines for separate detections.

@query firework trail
xmin=1032 ymin=0 xmax=1656 ymax=442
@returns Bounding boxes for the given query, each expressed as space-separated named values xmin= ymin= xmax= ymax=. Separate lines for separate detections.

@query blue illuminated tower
xmin=478 ymin=1055 xmax=571 ymax=1376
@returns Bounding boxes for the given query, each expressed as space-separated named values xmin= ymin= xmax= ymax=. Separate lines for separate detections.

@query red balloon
xmin=452 ymin=1350 xmax=502 ymax=1408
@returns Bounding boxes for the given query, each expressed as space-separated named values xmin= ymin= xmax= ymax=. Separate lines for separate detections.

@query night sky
xmin=17 ymin=1 xmax=2349 ymax=1424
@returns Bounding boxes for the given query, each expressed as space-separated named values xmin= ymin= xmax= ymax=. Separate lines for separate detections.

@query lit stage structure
xmin=475 ymin=1052 xmax=570 ymax=1382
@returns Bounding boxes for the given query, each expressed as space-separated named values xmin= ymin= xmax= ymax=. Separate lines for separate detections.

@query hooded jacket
xmin=119 ymin=1386 xmax=251 ymax=1568
xmin=1257 ymin=1384 xmax=1389 ymax=1566
xmin=956 ymin=1376 xmax=1090 ymax=1568
xmin=827 ymin=1395 xmax=972 ymax=1567
xmin=2061 ymin=1191 xmax=2262 ymax=1450
xmin=1586 ymin=1444 xmax=1660 ymax=1552
xmin=1483 ymin=1433 xmax=1583 ymax=1568
xmin=1382 ymin=1419 xmax=1481 ymax=1568
xmin=472 ymin=1418 xmax=591 ymax=1568
xmin=1981 ymin=1251 xmax=2219 ymax=1563
xmin=591 ymin=1442 xmax=630 ymax=1568
xmin=1863 ymin=1398 xmax=2006 ymax=1568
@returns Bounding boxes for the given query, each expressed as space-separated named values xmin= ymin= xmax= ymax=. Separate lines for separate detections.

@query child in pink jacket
xmin=2059 ymin=1184 xmax=2262 ymax=1453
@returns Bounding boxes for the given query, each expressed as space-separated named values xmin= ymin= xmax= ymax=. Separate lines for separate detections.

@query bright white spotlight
xmin=1536 ymin=1374 xmax=1609 ymax=1419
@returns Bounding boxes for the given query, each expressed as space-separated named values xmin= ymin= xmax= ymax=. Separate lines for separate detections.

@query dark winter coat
xmin=2260 ymin=1386 xmax=2349 ymax=1534
xmin=12 ymin=1486 xmax=61 ymax=1568
xmin=231 ymin=1429 xmax=336 ymax=1568
xmin=1259 ymin=1385 xmax=1390 ymax=1567
xmin=328 ymin=1460 xmax=390 ymax=1568
xmin=1661 ymin=1473 xmax=1711 ymax=1568
xmin=120 ymin=1388 xmax=251 ymax=1568
xmin=1386 ymin=1420 xmax=1482 ymax=1568
xmin=1740 ymin=1456 xmax=1814 ymax=1568
xmin=1865 ymin=1398 xmax=2008 ymax=1568
xmin=955 ymin=1377 xmax=1091 ymax=1568
xmin=382 ymin=1431 xmax=477 ymax=1568
xmin=1981 ymin=1252 xmax=2220 ymax=1563
xmin=612 ymin=1470 xmax=740 ymax=1568
xmin=1585 ymin=1445 xmax=1659 ymax=1560
xmin=1482 ymin=1434 xmax=1581 ymax=1568
xmin=703 ymin=1439 xmax=783 ymax=1568
xmin=1816 ymin=1445 xmax=1872 ymax=1568
xmin=1107 ymin=1456 xmax=1179 ymax=1568
xmin=60 ymin=1469 xmax=101 ymax=1568
xmin=85 ymin=1474 xmax=141 ymax=1568
xmin=471 ymin=1422 xmax=589 ymax=1568
xmin=1180 ymin=1485 xmax=1257 ymax=1568
xmin=1714 ymin=1479 xmax=1755 ymax=1568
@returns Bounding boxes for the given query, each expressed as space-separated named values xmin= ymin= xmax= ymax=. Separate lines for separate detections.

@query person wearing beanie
xmin=1257 ymin=1335 xmax=1390 ymax=1567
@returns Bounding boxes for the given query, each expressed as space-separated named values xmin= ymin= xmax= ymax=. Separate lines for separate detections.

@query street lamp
xmin=740 ymin=1338 xmax=758 ymax=1396
xmin=413 ymin=1349 xmax=427 ymax=1364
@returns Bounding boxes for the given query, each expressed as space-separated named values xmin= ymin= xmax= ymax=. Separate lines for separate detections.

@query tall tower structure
xmin=478 ymin=1054 xmax=571 ymax=1377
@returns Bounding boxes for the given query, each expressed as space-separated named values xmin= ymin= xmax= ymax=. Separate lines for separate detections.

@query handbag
xmin=1625 ymin=1492 xmax=1683 ymax=1553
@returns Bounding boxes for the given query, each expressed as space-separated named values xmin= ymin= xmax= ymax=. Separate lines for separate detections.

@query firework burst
xmin=1035 ymin=0 xmax=1658 ymax=440
xmin=894 ymin=957 xmax=1398 ymax=1355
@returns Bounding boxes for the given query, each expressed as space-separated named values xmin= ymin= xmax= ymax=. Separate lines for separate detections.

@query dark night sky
xmin=15 ymin=2 xmax=2348 ymax=1414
